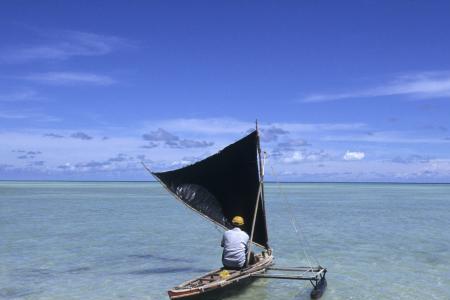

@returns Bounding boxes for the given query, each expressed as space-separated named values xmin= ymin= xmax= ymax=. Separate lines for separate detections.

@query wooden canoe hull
xmin=169 ymin=276 xmax=257 ymax=300
xmin=168 ymin=251 xmax=273 ymax=299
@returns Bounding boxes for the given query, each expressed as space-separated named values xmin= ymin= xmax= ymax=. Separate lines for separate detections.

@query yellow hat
xmin=232 ymin=216 xmax=244 ymax=226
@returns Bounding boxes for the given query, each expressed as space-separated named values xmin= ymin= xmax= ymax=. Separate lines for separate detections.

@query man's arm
xmin=243 ymin=233 xmax=249 ymax=254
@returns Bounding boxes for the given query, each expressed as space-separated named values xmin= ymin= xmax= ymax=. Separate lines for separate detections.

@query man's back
xmin=221 ymin=227 xmax=249 ymax=268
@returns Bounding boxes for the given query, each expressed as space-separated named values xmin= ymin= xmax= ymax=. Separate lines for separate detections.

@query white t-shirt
xmin=221 ymin=227 xmax=249 ymax=268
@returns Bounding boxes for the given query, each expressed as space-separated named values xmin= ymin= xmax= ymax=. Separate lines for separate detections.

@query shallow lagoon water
xmin=1 ymin=181 xmax=449 ymax=299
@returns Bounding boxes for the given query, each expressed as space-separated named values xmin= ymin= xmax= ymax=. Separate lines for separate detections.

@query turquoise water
xmin=1 ymin=181 xmax=449 ymax=299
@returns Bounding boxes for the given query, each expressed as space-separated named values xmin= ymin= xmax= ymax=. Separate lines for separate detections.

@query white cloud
xmin=142 ymin=128 xmax=214 ymax=148
xmin=343 ymin=151 xmax=365 ymax=161
xmin=303 ymin=71 xmax=450 ymax=102
xmin=1 ymin=29 xmax=133 ymax=63
xmin=0 ymin=110 xmax=60 ymax=122
xmin=260 ymin=126 xmax=289 ymax=142
xmin=283 ymin=151 xmax=304 ymax=163
xmin=22 ymin=72 xmax=115 ymax=86
xmin=281 ymin=150 xmax=329 ymax=164
xmin=0 ymin=111 xmax=29 ymax=119
xmin=0 ymin=89 xmax=42 ymax=102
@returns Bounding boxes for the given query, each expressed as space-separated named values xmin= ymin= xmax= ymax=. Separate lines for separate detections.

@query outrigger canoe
xmin=144 ymin=123 xmax=327 ymax=299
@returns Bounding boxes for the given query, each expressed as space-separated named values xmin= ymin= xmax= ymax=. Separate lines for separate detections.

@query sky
xmin=1 ymin=0 xmax=450 ymax=182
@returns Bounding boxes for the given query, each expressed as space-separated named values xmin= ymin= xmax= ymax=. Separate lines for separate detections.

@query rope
xmin=267 ymin=157 xmax=321 ymax=269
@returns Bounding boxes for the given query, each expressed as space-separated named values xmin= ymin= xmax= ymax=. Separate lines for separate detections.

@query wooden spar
xmin=251 ymin=274 xmax=318 ymax=280
xmin=253 ymin=121 xmax=267 ymax=246
xmin=246 ymin=180 xmax=262 ymax=266
xmin=259 ymin=151 xmax=268 ymax=246
xmin=252 ymin=266 xmax=327 ymax=281
xmin=255 ymin=123 xmax=268 ymax=248
xmin=246 ymin=122 xmax=265 ymax=266
xmin=267 ymin=267 xmax=323 ymax=272
xmin=255 ymin=121 xmax=269 ymax=250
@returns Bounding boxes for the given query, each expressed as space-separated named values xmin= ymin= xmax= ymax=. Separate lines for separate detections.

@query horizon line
xmin=0 ymin=179 xmax=449 ymax=184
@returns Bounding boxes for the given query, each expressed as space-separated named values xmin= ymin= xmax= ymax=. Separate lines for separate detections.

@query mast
xmin=257 ymin=125 xmax=269 ymax=249
xmin=246 ymin=120 xmax=268 ymax=265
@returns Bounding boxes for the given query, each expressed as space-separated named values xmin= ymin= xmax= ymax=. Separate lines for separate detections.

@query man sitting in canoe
xmin=221 ymin=216 xmax=251 ymax=269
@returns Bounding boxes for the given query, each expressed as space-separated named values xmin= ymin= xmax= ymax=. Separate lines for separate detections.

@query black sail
xmin=152 ymin=130 xmax=269 ymax=248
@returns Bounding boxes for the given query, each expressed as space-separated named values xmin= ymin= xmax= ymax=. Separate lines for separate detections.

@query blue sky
xmin=1 ymin=1 xmax=450 ymax=182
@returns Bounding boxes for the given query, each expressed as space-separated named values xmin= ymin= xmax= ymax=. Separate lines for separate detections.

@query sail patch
xmin=175 ymin=183 xmax=231 ymax=228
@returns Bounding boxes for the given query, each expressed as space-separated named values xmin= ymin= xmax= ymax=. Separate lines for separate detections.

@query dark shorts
xmin=222 ymin=252 xmax=254 ymax=270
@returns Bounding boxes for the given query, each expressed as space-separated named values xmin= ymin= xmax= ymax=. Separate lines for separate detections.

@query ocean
xmin=1 ymin=181 xmax=449 ymax=299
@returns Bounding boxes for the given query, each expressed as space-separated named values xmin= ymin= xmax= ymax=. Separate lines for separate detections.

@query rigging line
xmin=267 ymin=158 xmax=321 ymax=268
xmin=287 ymin=185 xmax=320 ymax=267
xmin=285 ymin=182 xmax=321 ymax=266
xmin=268 ymin=164 xmax=313 ymax=269
xmin=271 ymin=170 xmax=316 ymax=270
xmin=266 ymin=158 xmax=314 ymax=268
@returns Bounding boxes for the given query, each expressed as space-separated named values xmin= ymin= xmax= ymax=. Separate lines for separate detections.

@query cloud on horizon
xmin=142 ymin=128 xmax=214 ymax=149
xmin=29 ymin=160 xmax=45 ymax=166
xmin=1 ymin=118 xmax=449 ymax=182
xmin=58 ymin=153 xmax=134 ymax=172
xmin=70 ymin=132 xmax=93 ymax=140
xmin=13 ymin=150 xmax=42 ymax=160
xmin=44 ymin=133 xmax=65 ymax=138
xmin=343 ymin=151 xmax=365 ymax=161
xmin=260 ymin=126 xmax=289 ymax=142
xmin=279 ymin=149 xmax=330 ymax=164
xmin=391 ymin=154 xmax=431 ymax=164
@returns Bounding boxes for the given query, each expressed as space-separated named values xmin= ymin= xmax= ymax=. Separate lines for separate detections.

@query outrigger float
xmin=144 ymin=123 xmax=327 ymax=299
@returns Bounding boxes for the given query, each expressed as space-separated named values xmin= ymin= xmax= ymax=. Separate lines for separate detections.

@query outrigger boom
xmin=252 ymin=265 xmax=327 ymax=299
xmin=255 ymin=266 xmax=326 ymax=280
